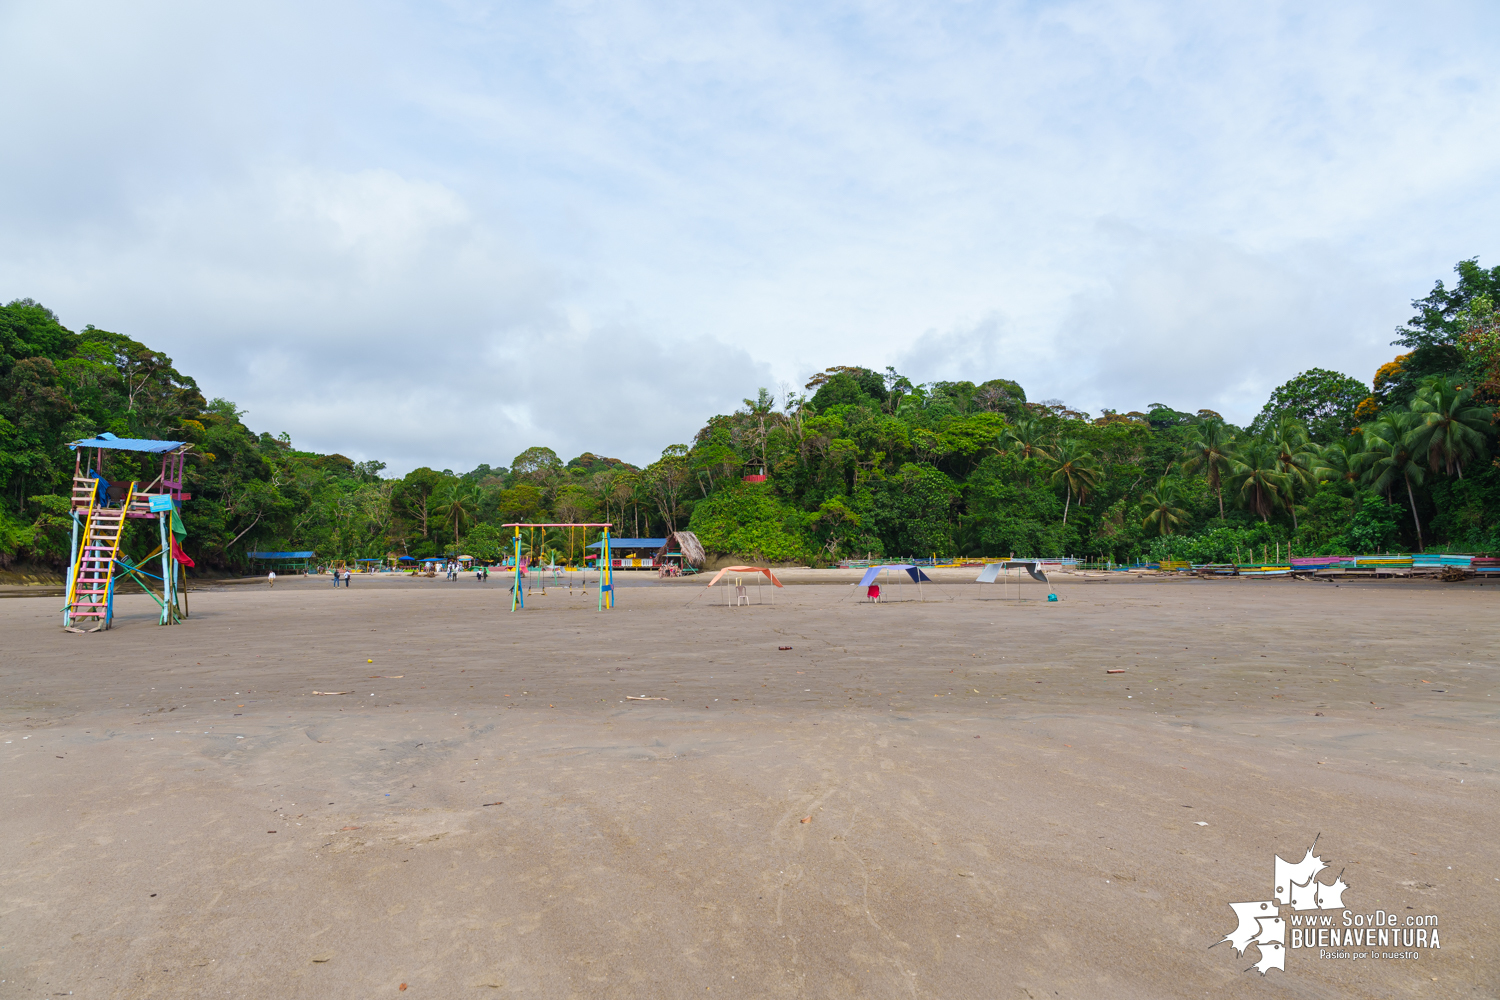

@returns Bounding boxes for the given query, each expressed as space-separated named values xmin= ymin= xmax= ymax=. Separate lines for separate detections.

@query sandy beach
xmin=2 ymin=572 xmax=1495 ymax=998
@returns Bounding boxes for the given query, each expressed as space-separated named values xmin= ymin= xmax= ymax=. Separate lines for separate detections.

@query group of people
xmin=436 ymin=561 xmax=488 ymax=582
xmin=266 ymin=568 xmax=348 ymax=587
xmin=266 ymin=564 xmax=490 ymax=586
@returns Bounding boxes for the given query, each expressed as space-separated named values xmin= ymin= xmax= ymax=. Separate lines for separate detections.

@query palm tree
xmin=437 ymin=483 xmax=479 ymax=556
xmin=1362 ymin=412 xmax=1427 ymax=551
xmin=1227 ymin=439 xmax=1287 ymax=521
xmin=1004 ymin=416 xmax=1053 ymax=460
xmin=1314 ymin=434 xmax=1367 ymax=486
xmin=1408 ymin=375 xmax=1494 ymax=478
xmin=1002 ymin=416 xmax=1054 ymax=488
xmin=1140 ymin=479 xmax=1191 ymax=536
xmin=1179 ymin=418 xmax=1234 ymax=518
xmin=1048 ymin=438 xmax=1099 ymax=524
xmin=741 ymin=388 xmax=779 ymax=474
xmin=1266 ymin=416 xmax=1319 ymax=530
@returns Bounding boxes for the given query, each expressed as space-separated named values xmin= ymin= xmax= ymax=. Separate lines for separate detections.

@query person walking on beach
xmin=331 ymin=566 xmax=340 ymax=587
xmin=268 ymin=570 xmax=276 ymax=588
xmin=344 ymin=568 xmax=352 ymax=587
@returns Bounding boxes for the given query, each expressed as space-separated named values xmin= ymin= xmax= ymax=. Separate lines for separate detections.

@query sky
xmin=3 ymin=0 xmax=1499 ymax=475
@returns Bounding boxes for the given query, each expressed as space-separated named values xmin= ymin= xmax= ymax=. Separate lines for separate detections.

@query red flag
xmin=170 ymin=536 xmax=195 ymax=567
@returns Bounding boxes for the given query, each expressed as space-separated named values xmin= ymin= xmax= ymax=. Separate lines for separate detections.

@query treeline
xmin=3 ymin=257 xmax=1500 ymax=570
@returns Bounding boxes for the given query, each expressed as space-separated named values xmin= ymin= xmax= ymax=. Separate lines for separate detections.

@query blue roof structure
xmin=586 ymin=538 xmax=666 ymax=549
xmin=69 ymin=432 xmax=186 ymax=454
xmin=247 ymin=550 xmax=315 ymax=559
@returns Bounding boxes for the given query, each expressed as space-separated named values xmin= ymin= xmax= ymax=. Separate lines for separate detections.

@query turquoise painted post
xmin=158 ymin=511 xmax=173 ymax=624
xmin=510 ymin=526 xmax=523 ymax=611
xmin=64 ymin=510 xmax=80 ymax=628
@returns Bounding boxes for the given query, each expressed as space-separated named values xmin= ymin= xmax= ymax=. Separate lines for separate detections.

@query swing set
xmin=504 ymin=523 xmax=615 ymax=611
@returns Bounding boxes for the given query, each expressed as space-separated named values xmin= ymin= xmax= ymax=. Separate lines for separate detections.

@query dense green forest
xmin=4 ymin=257 xmax=1500 ymax=572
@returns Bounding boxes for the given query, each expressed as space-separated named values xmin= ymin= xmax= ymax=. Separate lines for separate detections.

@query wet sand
xmin=1 ymin=574 xmax=1495 ymax=998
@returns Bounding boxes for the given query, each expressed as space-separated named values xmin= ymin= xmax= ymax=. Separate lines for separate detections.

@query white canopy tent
xmin=975 ymin=561 xmax=1056 ymax=601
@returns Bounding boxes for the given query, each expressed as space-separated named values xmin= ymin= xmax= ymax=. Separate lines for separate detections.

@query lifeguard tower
xmin=63 ymin=432 xmax=193 ymax=631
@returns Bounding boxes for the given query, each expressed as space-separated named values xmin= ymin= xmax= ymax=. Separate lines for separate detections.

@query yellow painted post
xmin=599 ymin=527 xmax=614 ymax=609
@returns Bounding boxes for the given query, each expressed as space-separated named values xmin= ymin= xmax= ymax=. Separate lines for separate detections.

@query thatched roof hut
xmin=658 ymin=530 xmax=706 ymax=568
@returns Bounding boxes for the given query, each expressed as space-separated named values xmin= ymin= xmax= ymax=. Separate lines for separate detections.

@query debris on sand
xmin=625 ymin=695 xmax=669 ymax=701
xmin=800 ymin=816 xmax=811 ymax=824
xmin=1106 ymin=669 xmax=1126 ymax=674
xmin=779 ymin=646 xmax=792 ymax=650
xmin=311 ymin=691 xmax=350 ymax=696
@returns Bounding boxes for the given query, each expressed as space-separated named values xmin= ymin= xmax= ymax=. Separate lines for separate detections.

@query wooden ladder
xmin=65 ymin=482 xmax=134 ymax=630
xmin=71 ymin=474 xmax=99 ymax=511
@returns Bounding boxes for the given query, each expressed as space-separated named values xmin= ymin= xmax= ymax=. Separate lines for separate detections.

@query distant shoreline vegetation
xmin=4 ymin=258 xmax=1500 ymax=571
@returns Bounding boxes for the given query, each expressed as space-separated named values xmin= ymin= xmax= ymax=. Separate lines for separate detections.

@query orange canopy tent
xmin=705 ymin=566 xmax=784 ymax=588
xmin=700 ymin=566 xmax=783 ymax=606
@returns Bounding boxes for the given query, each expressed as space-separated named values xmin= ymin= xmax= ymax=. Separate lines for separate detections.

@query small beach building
xmin=586 ymin=537 xmax=667 ymax=570
xmin=656 ymin=531 xmax=706 ymax=574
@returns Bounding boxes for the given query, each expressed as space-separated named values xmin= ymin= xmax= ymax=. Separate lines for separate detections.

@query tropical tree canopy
xmin=1252 ymin=369 xmax=1370 ymax=444
xmin=8 ymin=257 xmax=1500 ymax=571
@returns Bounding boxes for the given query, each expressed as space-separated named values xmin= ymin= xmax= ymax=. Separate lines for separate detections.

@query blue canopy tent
xmin=247 ymin=550 xmax=315 ymax=574
xmin=856 ymin=564 xmax=931 ymax=602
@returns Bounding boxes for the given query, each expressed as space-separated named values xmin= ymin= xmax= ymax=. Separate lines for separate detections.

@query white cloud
xmin=1045 ymin=227 xmax=1400 ymax=423
xmin=3 ymin=162 xmax=764 ymax=471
